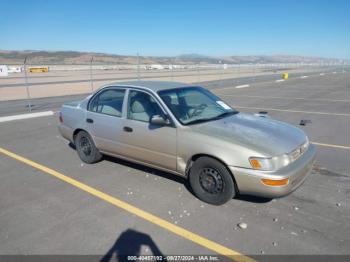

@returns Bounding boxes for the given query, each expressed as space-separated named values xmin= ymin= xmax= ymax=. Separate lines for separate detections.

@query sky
xmin=1 ymin=0 xmax=350 ymax=59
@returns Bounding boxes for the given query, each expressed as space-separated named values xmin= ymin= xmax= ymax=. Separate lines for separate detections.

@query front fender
xmin=177 ymin=129 xmax=263 ymax=174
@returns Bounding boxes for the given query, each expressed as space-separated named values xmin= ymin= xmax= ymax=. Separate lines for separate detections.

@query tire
xmin=74 ymin=131 xmax=102 ymax=164
xmin=189 ymin=157 xmax=236 ymax=205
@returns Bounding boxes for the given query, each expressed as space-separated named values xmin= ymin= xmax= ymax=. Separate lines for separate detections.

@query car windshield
xmin=158 ymin=86 xmax=238 ymax=125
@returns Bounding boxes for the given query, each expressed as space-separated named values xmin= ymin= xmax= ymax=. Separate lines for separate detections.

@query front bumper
xmin=229 ymin=144 xmax=316 ymax=198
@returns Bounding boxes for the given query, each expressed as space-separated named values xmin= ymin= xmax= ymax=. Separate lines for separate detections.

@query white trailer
xmin=145 ymin=64 xmax=165 ymax=70
xmin=8 ymin=66 xmax=22 ymax=73
xmin=0 ymin=65 xmax=8 ymax=77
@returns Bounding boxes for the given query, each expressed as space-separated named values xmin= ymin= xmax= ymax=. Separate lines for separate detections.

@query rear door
xmin=86 ymin=87 xmax=128 ymax=155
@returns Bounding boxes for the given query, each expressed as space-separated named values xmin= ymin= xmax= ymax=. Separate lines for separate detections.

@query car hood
xmin=190 ymin=113 xmax=307 ymax=156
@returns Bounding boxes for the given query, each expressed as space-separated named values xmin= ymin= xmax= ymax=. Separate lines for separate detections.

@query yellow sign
xmin=282 ymin=73 xmax=289 ymax=79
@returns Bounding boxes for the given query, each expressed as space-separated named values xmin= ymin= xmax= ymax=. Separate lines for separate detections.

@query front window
xmin=158 ymin=86 xmax=238 ymax=125
xmin=128 ymin=90 xmax=164 ymax=122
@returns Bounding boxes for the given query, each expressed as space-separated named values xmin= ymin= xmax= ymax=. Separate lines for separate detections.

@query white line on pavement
xmin=235 ymin=84 xmax=250 ymax=89
xmin=275 ymin=79 xmax=285 ymax=82
xmin=320 ymin=73 xmax=325 ymax=76
xmin=234 ymin=106 xmax=350 ymax=117
xmin=0 ymin=111 xmax=54 ymax=123
xmin=312 ymin=142 xmax=350 ymax=150
xmin=300 ymin=76 xmax=308 ymax=79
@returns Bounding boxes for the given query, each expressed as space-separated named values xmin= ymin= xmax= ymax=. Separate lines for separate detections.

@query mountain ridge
xmin=0 ymin=50 xmax=346 ymax=65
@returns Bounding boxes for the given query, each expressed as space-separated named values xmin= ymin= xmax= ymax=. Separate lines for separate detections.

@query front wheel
xmin=75 ymin=131 xmax=102 ymax=164
xmin=189 ymin=157 xmax=236 ymax=205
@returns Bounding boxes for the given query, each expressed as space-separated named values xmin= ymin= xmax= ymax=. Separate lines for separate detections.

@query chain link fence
xmin=0 ymin=57 xmax=348 ymax=113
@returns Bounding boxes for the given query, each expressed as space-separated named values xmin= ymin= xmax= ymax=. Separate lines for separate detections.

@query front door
xmin=120 ymin=89 xmax=177 ymax=171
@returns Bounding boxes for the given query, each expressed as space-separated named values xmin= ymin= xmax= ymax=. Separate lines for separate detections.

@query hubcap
xmin=80 ymin=136 xmax=92 ymax=156
xmin=199 ymin=167 xmax=224 ymax=194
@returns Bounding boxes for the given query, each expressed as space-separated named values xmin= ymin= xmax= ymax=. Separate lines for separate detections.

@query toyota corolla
xmin=58 ymin=81 xmax=316 ymax=205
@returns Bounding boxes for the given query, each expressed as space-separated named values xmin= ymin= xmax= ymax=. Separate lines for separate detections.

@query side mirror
xmin=150 ymin=115 xmax=170 ymax=126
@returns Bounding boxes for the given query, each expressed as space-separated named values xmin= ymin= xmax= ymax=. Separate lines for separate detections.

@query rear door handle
xmin=86 ymin=118 xmax=94 ymax=123
xmin=123 ymin=126 xmax=133 ymax=132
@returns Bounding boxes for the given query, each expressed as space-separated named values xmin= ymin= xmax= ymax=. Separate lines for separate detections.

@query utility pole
xmin=253 ymin=63 xmax=257 ymax=82
xmin=171 ymin=57 xmax=174 ymax=81
xmin=197 ymin=64 xmax=200 ymax=82
xmin=137 ymin=53 xmax=140 ymax=81
xmin=90 ymin=56 xmax=94 ymax=92
xmin=23 ymin=57 xmax=32 ymax=112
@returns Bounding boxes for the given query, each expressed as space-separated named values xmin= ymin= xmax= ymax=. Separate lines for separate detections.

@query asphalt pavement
xmin=0 ymin=69 xmax=349 ymax=260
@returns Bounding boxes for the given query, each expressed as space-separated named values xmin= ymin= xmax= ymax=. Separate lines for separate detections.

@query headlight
xmin=249 ymin=156 xmax=290 ymax=171
xmin=249 ymin=157 xmax=275 ymax=171
xmin=249 ymin=138 xmax=309 ymax=171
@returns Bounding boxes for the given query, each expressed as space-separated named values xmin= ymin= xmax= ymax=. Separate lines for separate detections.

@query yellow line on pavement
xmin=217 ymin=94 xmax=350 ymax=103
xmin=311 ymin=142 xmax=350 ymax=150
xmin=0 ymin=147 xmax=255 ymax=262
xmin=234 ymin=106 xmax=350 ymax=117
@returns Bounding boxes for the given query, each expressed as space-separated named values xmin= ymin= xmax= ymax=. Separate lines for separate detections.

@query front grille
xmin=288 ymin=140 xmax=309 ymax=162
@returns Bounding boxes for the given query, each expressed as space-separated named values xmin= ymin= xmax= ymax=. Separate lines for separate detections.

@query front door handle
xmin=123 ymin=126 xmax=133 ymax=132
xmin=86 ymin=118 xmax=94 ymax=123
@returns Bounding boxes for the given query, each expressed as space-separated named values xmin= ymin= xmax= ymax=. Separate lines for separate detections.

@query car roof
xmin=105 ymin=80 xmax=192 ymax=92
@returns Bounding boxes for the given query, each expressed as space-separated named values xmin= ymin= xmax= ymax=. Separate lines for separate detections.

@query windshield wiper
xmin=186 ymin=111 xmax=238 ymax=125
xmin=186 ymin=118 xmax=216 ymax=125
xmin=214 ymin=111 xmax=238 ymax=119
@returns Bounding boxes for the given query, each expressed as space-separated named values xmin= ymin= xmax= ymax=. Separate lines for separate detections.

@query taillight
xmin=59 ymin=112 xmax=63 ymax=123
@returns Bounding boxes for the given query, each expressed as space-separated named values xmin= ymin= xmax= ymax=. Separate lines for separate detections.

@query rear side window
xmin=89 ymin=89 xmax=125 ymax=117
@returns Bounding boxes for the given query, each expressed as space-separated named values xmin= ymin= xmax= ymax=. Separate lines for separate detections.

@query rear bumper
xmin=58 ymin=124 xmax=74 ymax=143
xmin=229 ymin=144 xmax=316 ymax=198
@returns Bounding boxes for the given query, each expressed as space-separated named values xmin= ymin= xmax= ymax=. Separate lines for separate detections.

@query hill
xmin=0 ymin=50 xmax=345 ymax=65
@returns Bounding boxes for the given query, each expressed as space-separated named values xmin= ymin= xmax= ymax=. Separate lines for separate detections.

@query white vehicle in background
xmin=145 ymin=64 xmax=165 ymax=70
xmin=8 ymin=66 xmax=22 ymax=73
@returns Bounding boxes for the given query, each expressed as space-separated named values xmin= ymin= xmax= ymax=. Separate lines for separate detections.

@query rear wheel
xmin=75 ymin=131 xmax=102 ymax=164
xmin=189 ymin=157 xmax=236 ymax=205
